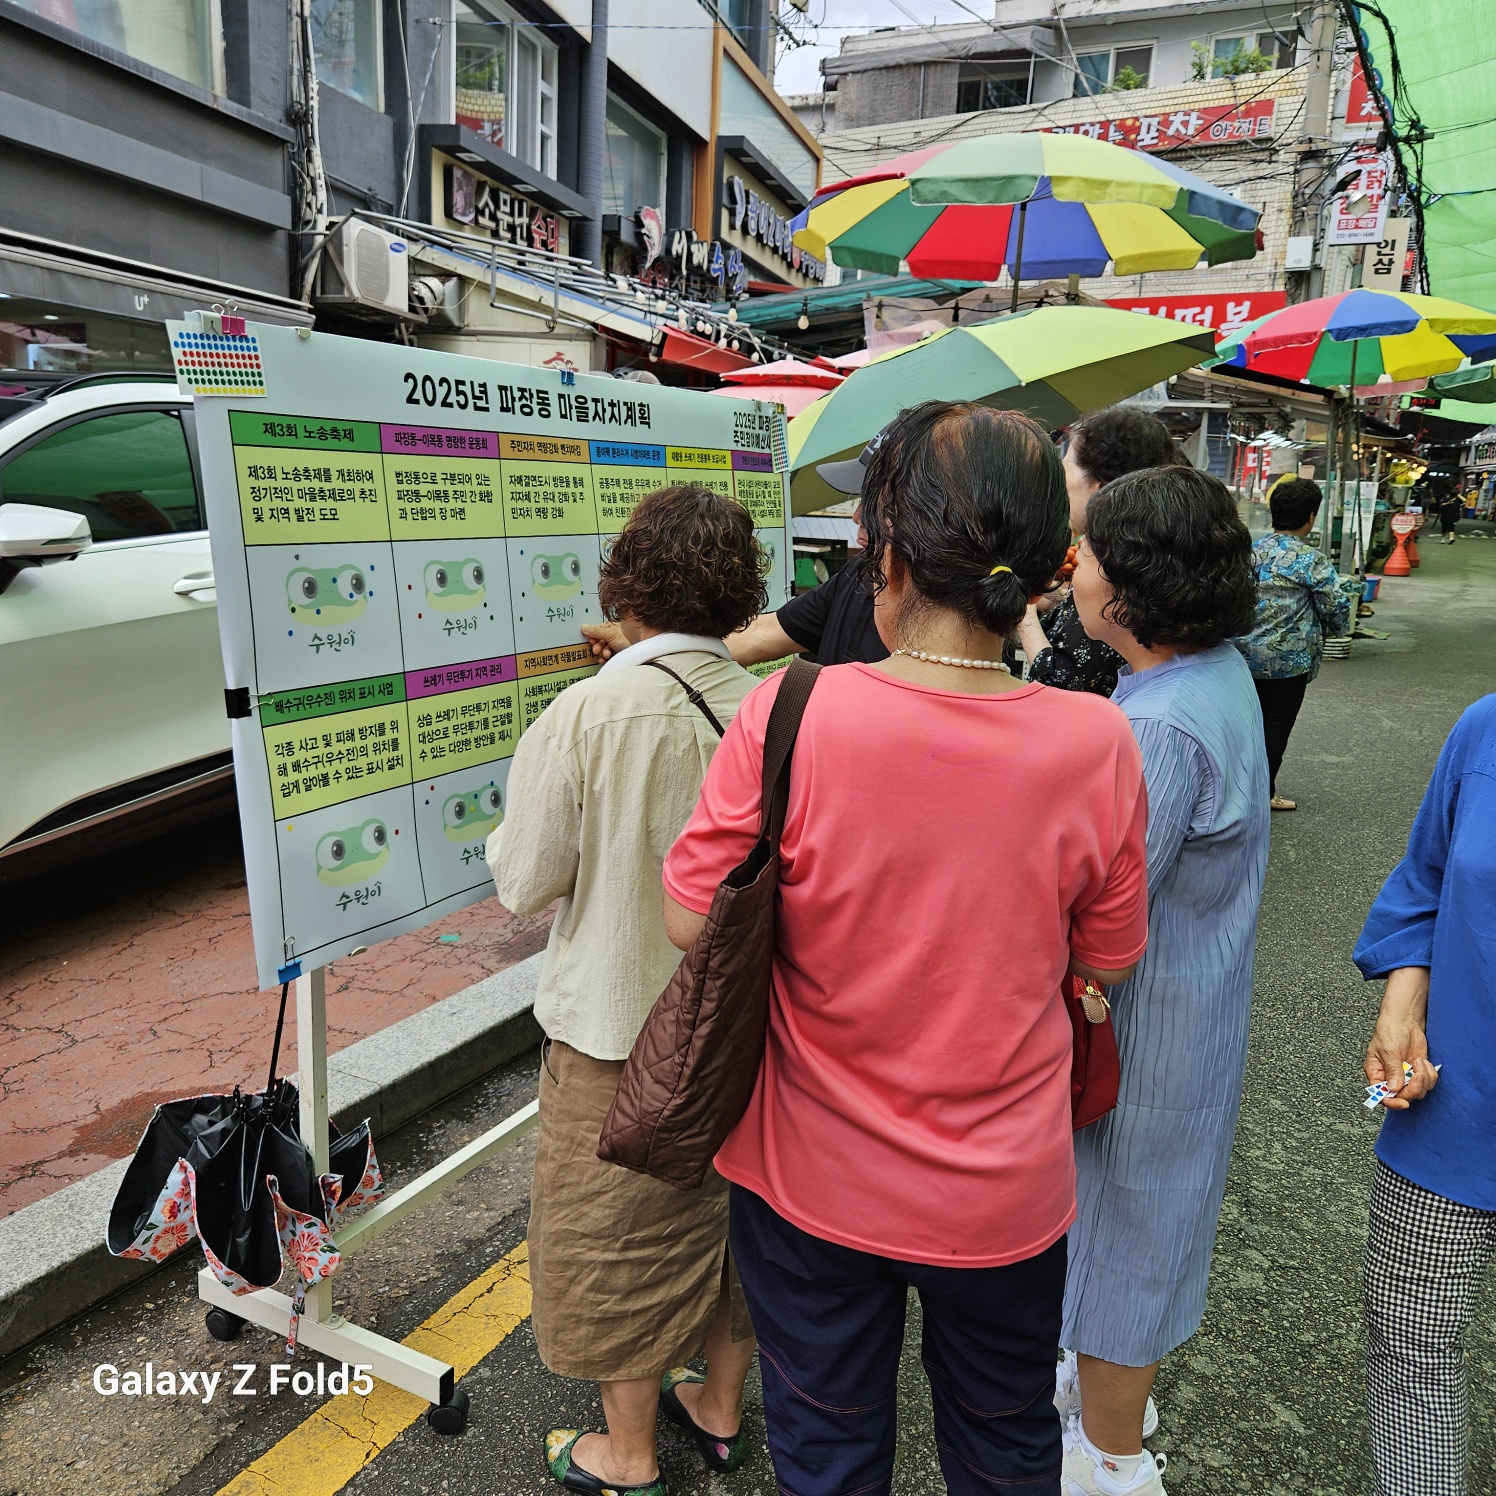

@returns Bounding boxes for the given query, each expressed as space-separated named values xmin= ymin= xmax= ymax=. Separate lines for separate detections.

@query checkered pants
xmin=1364 ymin=1162 xmax=1496 ymax=1496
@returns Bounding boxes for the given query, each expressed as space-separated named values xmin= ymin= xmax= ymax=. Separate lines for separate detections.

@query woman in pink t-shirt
xmin=662 ymin=402 xmax=1150 ymax=1496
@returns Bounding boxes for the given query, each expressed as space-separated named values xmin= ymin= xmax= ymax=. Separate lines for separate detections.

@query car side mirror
xmin=0 ymin=502 xmax=92 ymax=595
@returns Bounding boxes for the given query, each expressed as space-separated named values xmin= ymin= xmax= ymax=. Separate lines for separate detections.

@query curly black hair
xmin=1085 ymin=466 xmax=1257 ymax=650
xmin=1268 ymin=477 xmax=1323 ymax=531
xmin=598 ymin=484 xmax=767 ymax=638
xmin=1071 ymin=406 xmax=1180 ymax=487
xmin=860 ymin=400 xmax=1071 ymax=638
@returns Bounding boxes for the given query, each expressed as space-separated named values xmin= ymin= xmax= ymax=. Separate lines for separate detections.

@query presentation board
xmin=176 ymin=321 xmax=790 ymax=989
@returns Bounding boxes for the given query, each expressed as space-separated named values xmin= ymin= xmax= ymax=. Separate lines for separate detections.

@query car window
xmin=0 ymin=408 xmax=201 ymax=541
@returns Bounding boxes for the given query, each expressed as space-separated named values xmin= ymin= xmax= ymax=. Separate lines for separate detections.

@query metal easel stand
xmin=195 ymin=966 xmax=540 ymax=1433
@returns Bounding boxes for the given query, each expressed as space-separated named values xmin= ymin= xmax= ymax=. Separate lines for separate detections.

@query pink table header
xmin=732 ymin=450 xmax=774 ymax=472
xmin=381 ymin=424 xmax=499 ymax=458
xmin=405 ymin=654 xmax=517 ymax=699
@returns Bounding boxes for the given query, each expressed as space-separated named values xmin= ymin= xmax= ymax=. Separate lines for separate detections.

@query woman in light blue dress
xmin=1060 ymin=466 xmax=1270 ymax=1496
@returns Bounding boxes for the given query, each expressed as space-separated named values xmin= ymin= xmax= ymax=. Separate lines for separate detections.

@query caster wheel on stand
xmin=427 ymin=1387 xmax=469 ymax=1435
xmin=205 ymin=1307 xmax=246 ymax=1342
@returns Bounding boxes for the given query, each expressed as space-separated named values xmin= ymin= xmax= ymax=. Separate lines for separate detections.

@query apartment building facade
xmin=0 ymin=0 xmax=820 ymax=378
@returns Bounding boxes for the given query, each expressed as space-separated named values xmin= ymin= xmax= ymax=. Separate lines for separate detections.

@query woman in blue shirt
xmin=1062 ymin=466 xmax=1269 ymax=1496
xmin=1232 ymin=478 xmax=1352 ymax=811
xmin=1354 ymin=694 xmax=1496 ymax=1496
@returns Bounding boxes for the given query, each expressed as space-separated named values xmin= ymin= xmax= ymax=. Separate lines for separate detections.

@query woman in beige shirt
xmin=488 ymin=485 xmax=766 ymax=1496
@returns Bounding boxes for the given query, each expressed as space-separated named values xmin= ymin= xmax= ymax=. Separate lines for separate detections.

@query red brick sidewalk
xmin=0 ymin=815 xmax=551 ymax=1217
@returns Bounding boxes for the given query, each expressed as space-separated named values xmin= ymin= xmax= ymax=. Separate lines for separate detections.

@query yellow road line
xmin=215 ymin=1241 xmax=531 ymax=1496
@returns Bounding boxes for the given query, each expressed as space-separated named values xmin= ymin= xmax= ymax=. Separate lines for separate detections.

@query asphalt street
xmin=2 ymin=530 xmax=1493 ymax=1496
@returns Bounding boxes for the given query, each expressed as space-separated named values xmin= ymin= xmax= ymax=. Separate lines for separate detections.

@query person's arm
xmin=1364 ymin=966 xmax=1438 ymax=1108
xmin=726 ymin=611 xmax=805 ymax=666
xmin=1305 ymin=552 xmax=1353 ymax=638
xmin=1016 ymin=604 xmax=1051 ymax=675
xmin=1067 ymin=725 xmax=1151 ymax=985
xmin=663 ymin=892 xmax=708 ymax=951
xmin=485 ymin=715 xmax=582 ymax=915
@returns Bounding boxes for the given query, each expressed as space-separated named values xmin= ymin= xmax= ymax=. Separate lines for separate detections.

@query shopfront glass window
xmin=455 ymin=1 xmax=557 ymax=176
xmin=604 ymin=97 xmax=666 ymax=218
xmin=312 ymin=0 xmax=381 ymax=109
xmin=0 ymin=410 xmax=201 ymax=541
xmin=1072 ymin=51 xmax=1111 ymax=97
xmin=14 ymin=0 xmax=222 ymax=92
xmin=718 ymin=58 xmax=817 ymax=201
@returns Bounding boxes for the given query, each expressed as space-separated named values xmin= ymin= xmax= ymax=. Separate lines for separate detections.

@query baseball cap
xmin=814 ymin=427 xmax=889 ymax=496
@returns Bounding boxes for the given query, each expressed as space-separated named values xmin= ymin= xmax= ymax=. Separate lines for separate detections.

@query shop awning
xmin=657 ymin=327 xmax=754 ymax=374
xmin=0 ymin=228 xmax=312 ymax=327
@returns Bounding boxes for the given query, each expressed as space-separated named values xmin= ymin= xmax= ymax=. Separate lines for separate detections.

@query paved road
xmin=0 ymin=814 xmax=550 ymax=1215
xmin=3 ymin=532 xmax=1494 ymax=1496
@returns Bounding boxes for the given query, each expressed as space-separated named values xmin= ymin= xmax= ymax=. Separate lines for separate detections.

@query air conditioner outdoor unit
xmin=319 ymin=219 xmax=411 ymax=316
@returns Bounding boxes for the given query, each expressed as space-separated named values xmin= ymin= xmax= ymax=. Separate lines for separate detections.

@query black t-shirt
xmin=1027 ymin=591 xmax=1122 ymax=696
xmin=776 ymin=556 xmax=888 ymax=665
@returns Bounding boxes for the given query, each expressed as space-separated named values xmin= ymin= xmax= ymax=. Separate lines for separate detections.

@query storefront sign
xmin=444 ymin=163 xmax=562 ymax=254
xmin=1363 ymin=217 xmax=1411 ymax=290
xmin=1344 ymin=55 xmax=1381 ymax=131
xmin=1326 ymin=148 xmax=1392 ymax=246
xmin=1046 ymin=99 xmax=1275 ymax=153
xmin=665 ymin=229 xmax=749 ymax=297
xmin=1104 ymin=291 xmax=1286 ymax=336
xmin=723 ymin=176 xmax=827 ymax=282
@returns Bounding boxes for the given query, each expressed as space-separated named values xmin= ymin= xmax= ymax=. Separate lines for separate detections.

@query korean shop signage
xmin=664 ymin=229 xmax=750 ymax=298
xmin=723 ymin=175 xmax=827 ymax=282
xmin=444 ymin=162 xmax=564 ymax=255
xmin=1104 ymin=291 xmax=1286 ymax=338
xmin=1046 ymin=99 xmax=1276 ymax=153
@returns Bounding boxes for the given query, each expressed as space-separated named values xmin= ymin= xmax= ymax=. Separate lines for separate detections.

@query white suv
xmin=0 ymin=375 xmax=231 ymax=880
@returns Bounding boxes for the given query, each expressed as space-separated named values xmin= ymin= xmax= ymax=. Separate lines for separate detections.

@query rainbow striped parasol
xmin=790 ymin=132 xmax=1261 ymax=283
xmin=1213 ymin=289 xmax=1496 ymax=385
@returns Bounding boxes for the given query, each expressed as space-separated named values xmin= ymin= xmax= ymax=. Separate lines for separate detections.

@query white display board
xmin=175 ymin=321 xmax=790 ymax=988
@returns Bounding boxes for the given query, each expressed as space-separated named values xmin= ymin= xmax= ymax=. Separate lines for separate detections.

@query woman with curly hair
xmin=488 ymin=485 xmax=766 ymax=1496
xmin=1058 ymin=466 xmax=1269 ymax=1496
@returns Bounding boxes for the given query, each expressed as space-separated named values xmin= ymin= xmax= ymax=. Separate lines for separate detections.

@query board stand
xmin=196 ymin=965 xmax=539 ymax=1430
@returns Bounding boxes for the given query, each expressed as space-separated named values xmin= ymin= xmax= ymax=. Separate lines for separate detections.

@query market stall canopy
xmin=1358 ymin=1 xmax=1496 ymax=311
xmin=791 ymin=133 xmax=1261 ymax=281
xmin=1214 ymin=290 xmax=1496 ymax=387
xmin=718 ymin=359 xmax=845 ymax=389
xmin=709 ymin=382 xmax=830 ymax=417
xmin=1430 ymin=364 xmax=1496 ymax=403
xmin=787 ymin=304 xmax=1215 ymax=514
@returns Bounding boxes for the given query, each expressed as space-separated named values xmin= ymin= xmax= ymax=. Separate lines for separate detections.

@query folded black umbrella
xmin=106 ymin=981 xmax=383 ymax=1319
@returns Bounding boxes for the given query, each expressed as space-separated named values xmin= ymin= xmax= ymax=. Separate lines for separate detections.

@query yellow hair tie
xmin=989 ymin=565 xmax=1013 ymax=577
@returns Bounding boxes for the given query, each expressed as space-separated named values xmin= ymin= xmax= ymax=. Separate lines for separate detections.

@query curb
xmin=0 ymin=953 xmax=543 ymax=1362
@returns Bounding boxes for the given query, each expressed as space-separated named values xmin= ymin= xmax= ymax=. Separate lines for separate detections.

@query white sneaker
xmin=1061 ymin=1412 xmax=1169 ymax=1496
xmin=1054 ymin=1351 xmax=1158 ymax=1438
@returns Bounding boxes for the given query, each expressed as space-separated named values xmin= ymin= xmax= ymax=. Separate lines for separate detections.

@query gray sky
xmin=774 ymin=0 xmax=991 ymax=96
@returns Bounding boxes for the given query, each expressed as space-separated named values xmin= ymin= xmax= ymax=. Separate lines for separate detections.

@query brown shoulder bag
xmin=598 ymin=657 xmax=821 ymax=1189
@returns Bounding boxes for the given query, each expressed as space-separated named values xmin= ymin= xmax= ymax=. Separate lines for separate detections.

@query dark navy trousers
xmin=729 ymin=1185 xmax=1065 ymax=1496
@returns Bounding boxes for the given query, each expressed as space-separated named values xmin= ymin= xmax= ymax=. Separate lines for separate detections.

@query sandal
xmin=545 ymin=1429 xmax=666 ymax=1496
xmin=660 ymin=1368 xmax=749 ymax=1473
xmin=1270 ymin=795 xmax=1297 ymax=812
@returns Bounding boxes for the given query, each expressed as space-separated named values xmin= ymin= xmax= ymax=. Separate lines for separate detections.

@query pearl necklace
xmin=892 ymin=647 xmax=1011 ymax=673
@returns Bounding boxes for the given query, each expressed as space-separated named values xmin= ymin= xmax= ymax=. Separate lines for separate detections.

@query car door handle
xmin=174 ymin=573 xmax=216 ymax=599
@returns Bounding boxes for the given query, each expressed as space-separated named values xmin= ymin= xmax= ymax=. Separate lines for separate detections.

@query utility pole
xmin=574 ymin=0 xmax=609 ymax=269
xmin=1292 ymin=0 xmax=1339 ymax=303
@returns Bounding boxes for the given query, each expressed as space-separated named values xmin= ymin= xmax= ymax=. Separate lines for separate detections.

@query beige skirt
xmin=528 ymin=1038 xmax=753 ymax=1381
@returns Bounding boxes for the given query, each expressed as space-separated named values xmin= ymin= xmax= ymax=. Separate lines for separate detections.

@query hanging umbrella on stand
xmin=792 ymin=133 xmax=1262 ymax=313
xmin=1214 ymin=289 xmax=1496 ymax=572
xmin=787 ymin=303 xmax=1215 ymax=513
